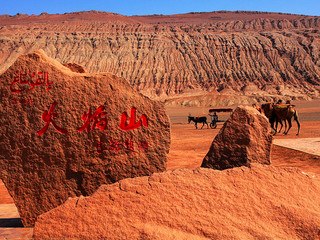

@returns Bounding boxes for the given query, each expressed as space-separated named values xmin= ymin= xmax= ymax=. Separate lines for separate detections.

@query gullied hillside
xmin=0 ymin=11 xmax=320 ymax=104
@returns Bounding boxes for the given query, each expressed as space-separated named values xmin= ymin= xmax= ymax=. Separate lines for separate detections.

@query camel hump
xmin=288 ymin=106 xmax=296 ymax=114
xmin=273 ymin=104 xmax=290 ymax=110
xmin=273 ymin=104 xmax=296 ymax=115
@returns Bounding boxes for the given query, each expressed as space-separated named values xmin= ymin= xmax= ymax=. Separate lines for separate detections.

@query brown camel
xmin=261 ymin=103 xmax=300 ymax=135
xmin=273 ymin=104 xmax=300 ymax=135
xmin=260 ymin=103 xmax=286 ymax=134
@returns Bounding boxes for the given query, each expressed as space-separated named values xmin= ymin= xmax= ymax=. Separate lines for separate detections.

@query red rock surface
xmin=202 ymin=106 xmax=272 ymax=170
xmin=0 ymin=11 xmax=319 ymax=103
xmin=0 ymin=50 xmax=170 ymax=226
xmin=33 ymin=164 xmax=320 ymax=239
xmin=62 ymin=63 xmax=86 ymax=73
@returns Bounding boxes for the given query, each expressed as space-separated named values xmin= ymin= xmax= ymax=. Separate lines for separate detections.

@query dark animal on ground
xmin=259 ymin=103 xmax=286 ymax=133
xmin=188 ymin=116 xmax=209 ymax=129
xmin=261 ymin=103 xmax=300 ymax=135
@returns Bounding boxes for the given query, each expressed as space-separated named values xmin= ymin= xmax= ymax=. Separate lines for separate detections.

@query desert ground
xmin=1 ymin=99 xmax=320 ymax=239
xmin=166 ymin=100 xmax=320 ymax=174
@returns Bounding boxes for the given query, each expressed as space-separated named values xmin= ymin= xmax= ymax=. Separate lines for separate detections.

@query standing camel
xmin=261 ymin=103 xmax=300 ymax=135
xmin=260 ymin=103 xmax=286 ymax=134
xmin=273 ymin=104 xmax=300 ymax=135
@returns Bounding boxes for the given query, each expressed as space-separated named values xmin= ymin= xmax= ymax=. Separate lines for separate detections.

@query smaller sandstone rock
xmin=201 ymin=106 xmax=272 ymax=170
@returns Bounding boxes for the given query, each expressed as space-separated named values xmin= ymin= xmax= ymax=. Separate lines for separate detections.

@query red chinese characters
xmin=37 ymin=101 xmax=68 ymax=136
xmin=138 ymin=141 xmax=149 ymax=151
xmin=119 ymin=107 xmax=148 ymax=131
xmin=10 ymin=71 xmax=52 ymax=93
xmin=124 ymin=137 xmax=137 ymax=153
xmin=108 ymin=139 xmax=122 ymax=152
xmin=96 ymin=140 xmax=104 ymax=154
xmin=36 ymin=104 xmax=150 ymax=150
xmin=77 ymin=106 xmax=108 ymax=132
xmin=11 ymin=97 xmax=34 ymax=104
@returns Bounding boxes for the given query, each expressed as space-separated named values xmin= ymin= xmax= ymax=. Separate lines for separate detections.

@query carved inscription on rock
xmin=0 ymin=50 xmax=170 ymax=226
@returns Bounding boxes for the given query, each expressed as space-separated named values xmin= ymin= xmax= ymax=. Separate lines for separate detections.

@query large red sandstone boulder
xmin=33 ymin=165 xmax=320 ymax=239
xmin=0 ymin=50 xmax=170 ymax=226
xmin=201 ymin=106 xmax=272 ymax=170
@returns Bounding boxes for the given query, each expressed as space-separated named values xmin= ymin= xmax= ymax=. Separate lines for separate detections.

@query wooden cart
xmin=208 ymin=108 xmax=233 ymax=128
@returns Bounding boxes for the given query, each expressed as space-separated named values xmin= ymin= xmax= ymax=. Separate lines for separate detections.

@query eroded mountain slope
xmin=0 ymin=11 xmax=319 ymax=103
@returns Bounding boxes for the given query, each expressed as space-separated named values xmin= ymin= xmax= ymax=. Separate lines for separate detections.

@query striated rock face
xmin=0 ymin=11 xmax=319 ymax=102
xmin=201 ymin=106 xmax=272 ymax=170
xmin=0 ymin=50 xmax=170 ymax=226
xmin=33 ymin=165 xmax=320 ymax=239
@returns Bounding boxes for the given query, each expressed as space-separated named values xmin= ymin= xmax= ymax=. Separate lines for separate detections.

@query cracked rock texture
xmin=33 ymin=165 xmax=320 ymax=239
xmin=0 ymin=11 xmax=320 ymax=104
xmin=202 ymin=106 xmax=272 ymax=170
xmin=0 ymin=50 xmax=170 ymax=226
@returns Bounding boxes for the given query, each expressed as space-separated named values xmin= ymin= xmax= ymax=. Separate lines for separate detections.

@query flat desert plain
xmin=0 ymin=99 xmax=320 ymax=239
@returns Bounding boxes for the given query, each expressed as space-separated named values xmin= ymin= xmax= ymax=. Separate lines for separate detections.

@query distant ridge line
xmin=0 ymin=10 xmax=318 ymax=18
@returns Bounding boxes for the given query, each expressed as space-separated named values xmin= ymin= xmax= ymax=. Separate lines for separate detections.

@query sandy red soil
xmin=0 ymin=181 xmax=13 ymax=205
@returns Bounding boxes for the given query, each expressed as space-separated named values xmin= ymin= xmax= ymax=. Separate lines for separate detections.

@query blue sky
xmin=1 ymin=0 xmax=319 ymax=16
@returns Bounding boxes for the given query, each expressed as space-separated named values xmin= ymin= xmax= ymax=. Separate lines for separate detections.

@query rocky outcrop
xmin=0 ymin=11 xmax=319 ymax=102
xmin=201 ymin=106 xmax=272 ymax=170
xmin=33 ymin=165 xmax=320 ymax=239
xmin=0 ymin=50 xmax=170 ymax=226
xmin=62 ymin=63 xmax=86 ymax=73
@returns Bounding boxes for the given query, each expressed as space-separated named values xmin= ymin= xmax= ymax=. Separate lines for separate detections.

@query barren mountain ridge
xmin=1 ymin=10 xmax=320 ymax=105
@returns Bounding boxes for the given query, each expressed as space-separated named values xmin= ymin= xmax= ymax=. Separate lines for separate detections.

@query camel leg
xmin=278 ymin=120 xmax=283 ymax=133
xmin=195 ymin=122 xmax=198 ymax=129
xmin=295 ymin=114 xmax=300 ymax=136
xmin=272 ymin=127 xmax=278 ymax=135
xmin=201 ymin=122 xmax=204 ymax=129
xmin=284 ymin=120 xmax=287 ymax=133
xmin=270 ymin=119 xmax=277 ymax=135
xmin=284 ymin=118 xmax=292 ymax=135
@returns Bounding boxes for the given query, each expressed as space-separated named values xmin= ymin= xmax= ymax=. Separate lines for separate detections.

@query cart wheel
xmin=210 ymin=122 xmax=217 ymax=129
